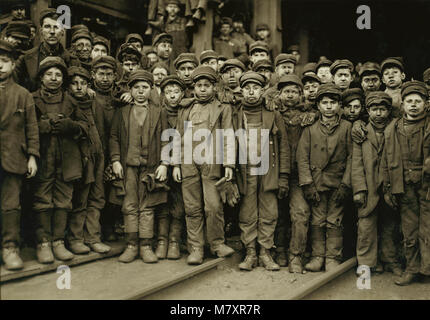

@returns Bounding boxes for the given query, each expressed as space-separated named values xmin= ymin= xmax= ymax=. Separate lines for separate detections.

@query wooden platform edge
xmin=282 ymin=257 xmax=358 ymax=300
xmin=123 ymin=257 xmax=225 ymax=300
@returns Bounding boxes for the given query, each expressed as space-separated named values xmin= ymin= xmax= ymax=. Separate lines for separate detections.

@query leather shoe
xmin=155 ymin=240 xmax=168 ymax=259
xmin=395 ymin=272 xmax=419 ymax=286
xmin=325 ymin=258 xmax=340 ymax=271
xmin=187 ymin=246 xmax=204 ymax=265
xmin=275 ymin=249 xmax=288 ymax=267
xmin=259 ymin=248 xmax=280 ymax=271
xmin=2 ymin=246 xmax=24 ymax=270
xmin=90 ymin=242 xmax=111 ymax=253
xmin=69 ymin=242 xmax=90 ymax=254
xmin=37 ymin=242 xmax=54 ymax=264
xmin=288 ymin=254 xmax=303 ymax=273
xmin=118 ymin=244 xmax=138 ymax=263
xmin=53 ymin=240 xmax=74 ymax=261
xmin=211 ymin=243 xmax=235 ymax=258
xmin=167 ymin=241 xmax=181 ymax=260
xmin=140 ymin=245 xmax=158 ymax=263
xmin=305 ymin=257 xmax=324 ymax=272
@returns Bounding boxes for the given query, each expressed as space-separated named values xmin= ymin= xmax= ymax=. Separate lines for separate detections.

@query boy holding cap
xmin=381 ymin=80 xmax=430 ymax=285
xmin=297 ymin=83 xmax=352 ymax=272
xmin=233 ymin=71 xmax=290 ymax=271
xmin=172 ymin=65 xmax=236 ymax=265
xmin=352 ymin=91 xmax=402 ymax=276
xmin=110 ymin=70 xmax=169 ymax=264
xmin=66 ymin=66 xmax=111 ymax=255
xmin=0 ymin=40 xmax=39 ymax=270
xmin=381 ymin=57 xmax=406 ymax=118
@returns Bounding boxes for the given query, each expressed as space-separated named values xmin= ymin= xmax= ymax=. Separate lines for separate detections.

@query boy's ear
xmin=401 ymin=72 xmax=406 ymax=81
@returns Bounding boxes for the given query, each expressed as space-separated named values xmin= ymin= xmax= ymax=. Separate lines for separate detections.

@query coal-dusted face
xmin=41 ymin=66 xmax=64 ymax=90
xmin=131 ymin=80 xmax=152 ymax=104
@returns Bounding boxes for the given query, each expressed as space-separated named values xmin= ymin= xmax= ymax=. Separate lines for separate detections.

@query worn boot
xmin=239 ymin=243 xmax=257 ymax=271
xmin=395 ymin=272 xmax=419 ymax=286
xmin=259 ymin=248 xmax=280 ymax=271
xmin=305 ymin=226 xmax=326 ymax=272
xmin=89 ymin=242 xmax=111 ymax=253
xmin=2 ymin=245 xmax=24 ymax=270
xmin=275 ymin=247 xmax=288 ymax=267
xmin=288 ymin=254 xmax=303 ymax=274
xmin=167 ymin=241 xmax=181 ymax=260
xmin=325 ymin=227 xmax=343 ymax=271
xmin=118 ymin=232 xmax=138 ymax=263
xmin=53 ymin=240 xmax=74 ymax=261
xmin=211 ymin=243 xmax=235 ymax=258
xmin=69 ymin=241 xmax=90 ymax=254
xmin=155 ymin=240 xmax=168 ymax=259
xmin=187 ymin=246 xmax=204 ymax=265
xmin=36 ymin=241 xmax=54 ymax=264
xmin=140 ymin=244 xmax=158 ymax=263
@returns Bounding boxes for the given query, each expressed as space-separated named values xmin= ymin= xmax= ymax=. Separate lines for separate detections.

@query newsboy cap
xmin=93 ymin=35 xmax=110 ymax=52
xmin=239 ymin=71 xmax=266 ymax=88
xmin=174 ymin=53 xmax=198 ymax=69
xmin=191 ymin=65 xmax=218 ymax=83
xmin=401 ymin=80 xmax=428 ymax=99
xmin=252 ymin=59 xmax=273 ymax=72
xmin=277 ymin=74 xmax=303 ymax=91
xmin=5 ymin=21 xmax=30 ymax=40
xmin=117 ymin=43 xmax=142 ymax=62
xmin=128 ymin=70 xmax=154 ymax=87
xmin=423 ymin=67 xmax=430 ymax=83
xmin=68 ymin=66 xmax=91 ymax=81
xmin=302 ymin=73 xmax=321 ymax=85
xmin=199 ymin=50 xmax=219 ymax=64
xmin=275 ymin=54 xmax=297 ymax=67
xmin=302 ymin=62 xmax=317 ymax=76
xmin=160 ymin=75 xmax=186 ymax=91
xmin=287 ymin=44 xmax=300 ymax=53
xmin=381 ymin=57 xmax=404 ymax=73
xmin=342 ymin=88 xmax=364 ymax=106
xmin=316 ymin=83 xmax=342 ymax=101
xmin=152 ymin=33 xmax=173 ymax=47
xmin=39 ymin=8 xmax=59 ymax=26
xmin=92 ymin=55 xmax=117 ymax=71
xmin=126 ymin=33 xmax=144 ymax=45
xmin=249 ymin=41 xmax=269 ymax=55
xmin=316 ymin=57 xmax=332 ymax=72
xmin=256 ymin=23 xmax=270 ymax=31
xmin=330 ymin=59 xmax=354 ymax=75
xmin=220 ymin=17 xmax=233 ymax=27
xmin=38 ymin=56 xmax=67 ymax=78
xmin=365 ymin=91 xmax=392 ymax=108
xmin=359 ymin=62 xmax=381 ymax=77
xmin=71 ymin=30 xmax=93 ymax=44
xmin=219 ymin=59 xmax=246 ymax=73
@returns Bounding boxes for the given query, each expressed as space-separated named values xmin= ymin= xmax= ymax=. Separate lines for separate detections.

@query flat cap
xmin=128 ymin=70 xmax=154 ymax=87
xmin=39 ymin=8 xmax=59 ymax=26
xmin=191 ymin=65 xmax=218 ymax=83
xmin=5 ymin=21 xmax=30 ymax=39
xmin=199 ymin=50 xmax=219 ymax=64
xmin=256 ymin=23 xmax=270 ymax=31
xmin=152 ymin=33 xmax=173 ymax=47
xmin=316 ymin=83 xmax=342 ymax=101
xmin=342 ymin=88 xmax=364 ymax=105
xmin=117 ymin=43 xmax=142 ymax=62
xmin=278 ymin=74 xmax=303 ymax=91
xmin=239 ymin=71 xmax=266 ymax=88
xmin=401 ymin=80 xmax=428 ymax=99
xmin=220 ymin=17 xmax=233 ymax=27
xmin=93 ymin=36 xmax=110 ymax=51
xmin=150 ymin=61 xmax=170 ymax=73
xmin=275 ymin=53 xmax=297 ymax=67
xmin=92 ymin=55 xmax=117 ymax=71
xmin=174 ymin=53 xmax=198 ymax=69
xmin=126 ymin=33 xmax=143 ymax=45
xmin=218 ymin=55 xmax=228 ymax=62
xmin=68 ymin=66 xmax=91 ymax=81
xmin=160 ymin=75 xmax=186 ymax=91
xmin=365 ymin=91 xmax=392 ymax=108
xmin=381 ymin=57 xmax=404 ymax=72
xmin=302 ymin=73 xmax=321 ymax=85
xmin=38 ymin=56 xmax=67 ymax=78
xmin=302 ymin=62 xmax=317 ymax=76
xmin=252 ymin=59 xmax=273 ymax=72
xmin=165 ymin=0 xmax=181 ymax=5
xmin=71 ymin=24 xmax=89 ymax=36
xmin=359 ymin=61 xmax=381 ymax=77
xmin=249 ymin=41 xmax=269 ymax=55
xmin=10 ymin=1 xmax=26 ymax=9
xmin=423 ymin=67 xmax=430 ymax=83
xmin=330 ymin=59 xmax=354 ymax=75
xmin=287 ymin=44 xmax=300 ymax=53
xmin=0 ymin=39 xmax=15 ymax=56
xmin=316 ymin=57 xmax=332 ymax=72
xmin=71 ymin=30 xmax=93 ymax=43
xmin=219 ymin=59 xmax=246 ymax=73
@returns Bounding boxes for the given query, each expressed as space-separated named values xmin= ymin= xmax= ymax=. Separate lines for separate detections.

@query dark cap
xmin=126 ymin=33 xmax=143 ymax=45
xmin=249 ymin=41 xmax=269 ymax=55
xmin=5 ymin=21 xmax=30 ymax=39
xmin=219 ymin=59 xmax=246 ymax=73
xmin=191 ymin=65 xmax=218 ymax=83
xmin=10 ymin=1 xmax=26 ymax=10
xmin=359 ymin=61 xmax=381 ymax=77
xmin=232 ymin=13 xmax=246 ymax=23
xmin=117 ymin=43 xmax=142 ymax=62
xmin=423 ymin=67 xmax=430 ymax=83
xmin=160 ymin=75 xmax=186 ymax=91
xmin=342 ymin=88 xmax=364 ymax=105
xmin=152 ymin=33 xmax=173 ymax=47
xmin=302 ymin=73 xmax=321 ymax=85
xmin=275 ymin=54 xmax=297 ymax=67
xmin=287 ymin=44 xmax=300 ymax=53
xmin=316 ymin=83 xmax=342 ymax=101
xmin=174 ymin=53 xmax=198 ymax=69
xmin=401 ymin=80 xmax=428 ymax=99
xmin=92 ymin=55 xmax=117 ymax=71
xmin=330 ymin=59 xmax=354 ymax=75
xmin=365 ymin=91 xmax=392 ymax=108
xmin=68 ymin=66 xmax=91 ymax=81
xmin=150 ymin=61 xmax=170 ymax=73
xmin=39 ymin=8 xmax=59 ymax=26
xmin=316 ymin=57 xmax=332 ymax=72
xmin=165 ymin=0 xmax=181 ymax=6
xmin=239 ymin=71 xmax=266 ymax=88
xmin=199 ymin=50 xmax=219 ymax=64
xmin=220 ymin=17 xmax=233 ymax=27
xmin=71 ymin=30 xmax=93 ymax=43
xmin=252 ymin=59 xmax=273 ymax=72
xmin=0 ymin=39 xmax=16 ymax=58
xmin=302 ymin=62 xmax=317 ymax=76
xmin=38 ymin=56 xmax=67 ymax=78
xmin=256 ymin=23 xmax=270 ymax=31
xmin=218 ymin=55 xmax=228 ymax=62
xmin=128 ymin=70 xmax=154 ymax=87
xmin=278 ymin=74 xmax=303 ymax=91
xmin=381 ymin=57 xmax=404 ymax=73
xmin=93 ymin=36 xmax=110 ymax=52
xmin=71 ymin=24 xmax=89 ymax=36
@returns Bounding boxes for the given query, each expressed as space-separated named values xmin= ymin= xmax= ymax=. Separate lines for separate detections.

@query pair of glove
xmin=142 ymin=173 xmax=170 ymax=192
xmin=302 ymin=183 xmax=350 ymax=207
xmin=215 ymin=177 xmax=240 ymax=207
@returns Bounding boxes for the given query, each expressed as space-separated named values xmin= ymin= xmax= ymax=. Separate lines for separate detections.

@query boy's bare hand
xmin=155 ymin=164 xmax=168 ymax=182
xmin=120 ymin=92 xmax=133 ymax=104
xmin=173 ymin=167 xmax=182 ymax=183
xmin=112 ymin=161 xmax=124 ymax=179
xmin=27 ymin=155 xmax=37 ymax=178
xmin=224 ymin=167 xmax=233 ymax=181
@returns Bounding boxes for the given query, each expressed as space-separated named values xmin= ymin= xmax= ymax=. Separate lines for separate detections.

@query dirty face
xmin=177 ymin=62 xmax=196 ymax=86
xmin=92 ymin=67 xmax=115 ymax=90
xmin=343 ymin=99 xmax=363 ymax=122
xmin=361 ymin=74 xmax=381 ymax=92
xmin=41 ymin=66 xmax=63 ymax=90
xmin=382 ymin=67 xmax=405 ymax=89
xmin=303 ymin=80 xmax=320 ymax=102
xmin=242 ymin=82 xmax=264 ymax=104
xmin=74 ymin=38 xmax=92 ymax=61
xmin=368 ymin=104 xmax=390 ymax=123
xmin=333 ymin=68 xmax=352 ymax=90
xmin=221 ymin=66 xmax=243 ymax=89
xmin=91 ymin=44 xmax=108 ymax=60
xmin=275 ymin=62 xmax=295 ymax=78
xmin=152 ymin=66 xmax=168 ymax=86
xmin=194 ymin=78 xmax=215 ymax=101
xmin=69 ymin=75 xmax=89 ymax=99
xmin=317 ymin=66 xmax=332 ymax=84
xmin=402 ymin=93 xmax=426 ymax=120
xmin=279 ymin=84 xmax=301 ymax=108
xmin=163 ymin=83 xmax=184 ymax=107
xmin=131 ymin=80 xmax=152 ymax=104
xmin=318 ymin=95 xmax=340 ymax=118
xmin=0 ymin=54 xmax=15 ymax=81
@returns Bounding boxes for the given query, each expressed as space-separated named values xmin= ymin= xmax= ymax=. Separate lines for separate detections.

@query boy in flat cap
xmin=66 ymin=66 xmax=111 ymax=255
xmin=213 ymin=17 xmax=247 ymax=64
xmin=3 ymin=21 xmax=31 ymax=56
xmin=381 ymin=57 xmax=406 ymax=118
xmin=352 ymin=91 xmax=402 ymax=276
xmin=151 ymin=61 xmax=170 ymax=104
xmin=249 ymin=41 xmax=270 ymax=68
xmin=297 ymin=83 xmax=352 ymax=272
xmin=302 ymin=73 xmax=321 ymax=111
xmin=233 ymin=71 xmax=290 ymax=271
xmin=0 ymin=40 xmax=39 ymax=270
xmin=199 ymin=50 xmax=219 ymax=72
xmin=331 ymin=59 xmax=354 ymax=91
xmin=153 ymin=33 xmax=175 ymax=74
xmin=174 ymin=52 xmax=198 ymax=98
xmin=163 ymin=0 xmax=189 ymax=60
xmin=254 ymin=23 xmax=279 ymax=63
xmin=341 ymin=88 xmax=366 ymax=123
xmin=32 ymin=57 xmax=88 ymax=264
xmin=316 ymin=58 xmax=333 ymax=84
xmin=91 ymin=36 xmax=110 ymax=61
xmin=218 ymin=59 xmax=246 ymax=107
xmin=172 ymin=66 xmax=236 ymax=265
xmin=252 ymin=59 xmax=274 ymax=91
xmin=287 ymin=44 xmax=302 ymax=76
xmin=275 ymin=74 xmax=316 ymax=272
xmin=144 ymin=48 xmax=160 ymax=69
xmin=155 ymin=75 xmax=187 ymax=259
xmin=360 ymin=62 xmax=382 ymax=94
xmin=14 ymin=8 xmax=80 ymax=92
xmin=71 ymin=30 xmax=93 ymax=72
xmin=381 ymin=81 xmax=430 ymax=285
xmin=110 ymin=70 xmax=169 ymax=263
